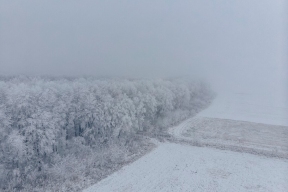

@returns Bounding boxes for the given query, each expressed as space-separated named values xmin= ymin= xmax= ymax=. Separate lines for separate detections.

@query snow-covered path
xmin=84 ymin=91 xmax=288 ymax=192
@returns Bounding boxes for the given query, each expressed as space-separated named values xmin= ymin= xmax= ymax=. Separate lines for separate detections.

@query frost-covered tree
xmin=0 ymin=76 xmax=214 ymax=191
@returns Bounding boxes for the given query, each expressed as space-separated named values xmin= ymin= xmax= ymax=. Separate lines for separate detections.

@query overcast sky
xmin=0 ymin=0 xmax=287 ymax=94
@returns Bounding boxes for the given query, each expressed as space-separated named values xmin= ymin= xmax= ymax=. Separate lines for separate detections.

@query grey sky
xmin=0 ymin=1 xmax=287 ymax=93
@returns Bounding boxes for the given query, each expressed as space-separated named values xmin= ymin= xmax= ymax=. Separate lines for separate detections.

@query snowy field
xmin=199 ymin=91 xmax=288 ymax=126
xmin=84 ymin=143 xmax=288 ymax=192
xmin=169 ymin=117 xmax=288 ymax=159
xmin=84 ymin=91 xmax=288 ymax=192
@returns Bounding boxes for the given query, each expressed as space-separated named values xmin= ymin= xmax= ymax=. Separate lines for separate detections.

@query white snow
xmin=199 ymin=91 xmax=288 ymax=126
xmin=169 ymin=117 xmax=288 ymax=158
xmin=84 ymin=143 xmax=288 ymax=192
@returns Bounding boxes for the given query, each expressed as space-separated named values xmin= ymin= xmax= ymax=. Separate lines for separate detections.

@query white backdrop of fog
xmin=0 ymin=1 xmax=287 ymax=98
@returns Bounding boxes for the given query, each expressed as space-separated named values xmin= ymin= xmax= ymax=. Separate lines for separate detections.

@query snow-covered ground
xmin=84 ymin=143 xmax=288 ymax=192
xmin=169 ymin=117 xmax=288 ymax=159
xmin=199 ymin=91 xmax=288 ymax=126
xmin=84 ymin=91 xmax=288 ymax=192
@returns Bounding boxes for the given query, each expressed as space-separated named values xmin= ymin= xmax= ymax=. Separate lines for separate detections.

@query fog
xmin=0 ymin=0 xmax=287 ymax=95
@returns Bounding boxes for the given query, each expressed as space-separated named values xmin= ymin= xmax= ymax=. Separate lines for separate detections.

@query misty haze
xmin=0 ymin=1 xmax=287 ymax=191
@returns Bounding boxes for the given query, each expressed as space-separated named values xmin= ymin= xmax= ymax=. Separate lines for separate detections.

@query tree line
xmin=0 ymin=76 xmax=214 ymax=191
